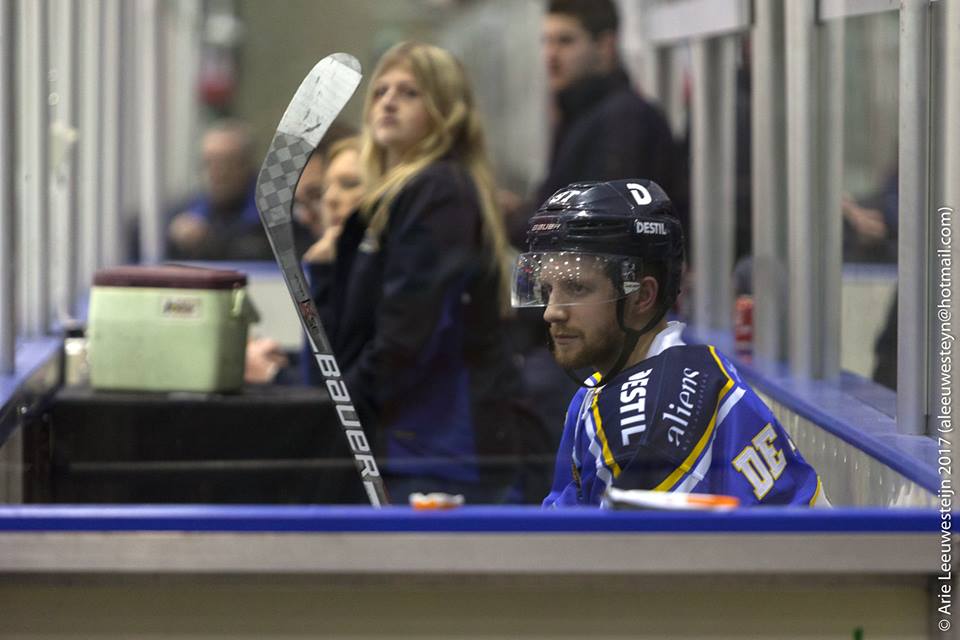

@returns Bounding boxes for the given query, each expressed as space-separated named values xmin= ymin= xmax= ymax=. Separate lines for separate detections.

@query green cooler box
xmin=87 ymin=265 xmax=259 ymax=393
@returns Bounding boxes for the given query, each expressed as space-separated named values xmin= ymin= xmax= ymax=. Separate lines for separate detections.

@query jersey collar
xmin=587 ymin=321 xmax=686 ymax=387
xmin=645 ymin=321 xmax=686 ymax=359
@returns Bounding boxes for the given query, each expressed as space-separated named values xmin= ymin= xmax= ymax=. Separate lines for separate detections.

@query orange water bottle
xmin=734 ymin=295 xmax=753 ymax=359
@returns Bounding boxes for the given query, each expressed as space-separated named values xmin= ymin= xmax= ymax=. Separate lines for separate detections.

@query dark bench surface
xmin=30 ymin=384 xmax=366 ymax=504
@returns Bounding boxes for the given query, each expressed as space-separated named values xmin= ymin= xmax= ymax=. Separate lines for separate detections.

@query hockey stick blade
xmin=255 ymin=53 xmax=389 ymax=507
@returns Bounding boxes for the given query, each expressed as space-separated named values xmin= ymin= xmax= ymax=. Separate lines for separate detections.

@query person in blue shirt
xmin=166 ymin=120 xmax=274 ymax=260
xmin=512 ymin=178 xmax=829 ymax=508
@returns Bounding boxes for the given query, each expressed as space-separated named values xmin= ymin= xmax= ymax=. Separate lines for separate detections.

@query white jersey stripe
xmin=572 ymin=388 xmax=599 ymax=468
xmin=673 ymin=386 xmax=746 ymax=493
xmin=717 ymin=386 xmax=746 ymax=428
xmin=675 ymin=435 xmax=714 ymax=493
xmin=583 ymin=405 xmax=614 ymax=489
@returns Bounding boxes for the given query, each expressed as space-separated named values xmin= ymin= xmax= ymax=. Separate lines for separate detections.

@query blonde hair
xmin=358 ymin=41 xmax=512 ymax=311
xmin=325 ymin=135 xmax=361 ymax=167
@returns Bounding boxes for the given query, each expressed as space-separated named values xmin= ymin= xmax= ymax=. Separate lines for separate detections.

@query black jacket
xmin=536 ymin=68 xmax=678 ymax=218
xmin=307 ymin=160 xmax=521 ymax=482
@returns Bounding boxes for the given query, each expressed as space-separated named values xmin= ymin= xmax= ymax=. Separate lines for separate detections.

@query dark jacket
xmin=307 ymin=160 xmax=520 ymax=483
xmin=166 ymin=180 xmax=275 ymax=261
xmin=536 ymin=68 xmax=678 ymax=216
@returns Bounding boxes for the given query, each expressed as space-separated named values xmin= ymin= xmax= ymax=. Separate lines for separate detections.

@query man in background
xmin=530 ymin=0 xmax=678 ymax=224
xmin=506 ymin=0 xmax=681 ymax=443
xmin=166 ymin=120 xmax=275 ymax=260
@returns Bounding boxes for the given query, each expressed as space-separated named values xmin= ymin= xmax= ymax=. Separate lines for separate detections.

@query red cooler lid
xmin=92 ymin=264 xmax=247 ymax=289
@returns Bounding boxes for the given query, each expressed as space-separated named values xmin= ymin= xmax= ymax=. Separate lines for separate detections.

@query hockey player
xmin=512 ymin=179 xmax=828 ymax=507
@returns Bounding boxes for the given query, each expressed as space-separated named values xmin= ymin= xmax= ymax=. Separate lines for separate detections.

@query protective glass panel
xmin=512 ymin=251 xmax=639 ymax=308
xmin=839 ymin=12 xmax=898 ymax=390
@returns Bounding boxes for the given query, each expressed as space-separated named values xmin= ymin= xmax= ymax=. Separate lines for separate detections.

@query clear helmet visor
xmin=511 ymin=251 xmax=641 ymax=308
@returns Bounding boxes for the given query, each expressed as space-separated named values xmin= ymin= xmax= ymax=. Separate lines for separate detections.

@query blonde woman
xmin=308 ymin=42 xmax=524 ymax=503
xmin=301 ymin=136 xmax=363 ymax=263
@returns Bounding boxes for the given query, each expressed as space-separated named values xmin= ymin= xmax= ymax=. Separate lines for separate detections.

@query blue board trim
xmin=686 ymin=327 xmax=941 ymax=494
xmin=0 ymin=505 xmax=938 ymax=533
xmin=0 ymin=337 xmax=62 ymax=447
xmin=0 ymin=337 xmax=61 ymax=406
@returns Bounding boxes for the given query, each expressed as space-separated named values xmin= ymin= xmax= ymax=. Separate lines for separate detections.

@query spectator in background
xmin=289 ymin=150 xmax=327 ymax=256
xmin=842 ymin=169 xmax=898 ymax=264
xmin=307 ymin=42 xmax=532 ymax=503
xmin=300 ymin=136 xmax=363 ymax=264
xmin=166 ymin=120 xmax=274 ymax=260
xmin=245 ymin=136 xmax=364 ymax=386
xmin=505 ymin=0 xmax=681 ymax=449
xmin=291 ymin=122 xmax=358 ymax=257
xmin=515 ymin=0 xmax=678 ymax=238
xmin=841 ymin=168 xmax=899 ymax=390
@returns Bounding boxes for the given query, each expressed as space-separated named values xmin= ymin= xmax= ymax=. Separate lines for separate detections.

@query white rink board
xmin=761 ymin=392 xmax=937 ymax=508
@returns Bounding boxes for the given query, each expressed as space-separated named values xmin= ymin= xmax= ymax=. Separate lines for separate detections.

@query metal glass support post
xmin=20 ymin=0 xmax=50 ymax=336
xmin=784 ymin=0 xmax=816 ymax=377
xmin=751 ymin=0 xmax=788 ymax=364
xmin=636 ymin=0 xmax=661 ymax=108
xmin=0 ymin=0 xmax=14 ymax=373
xmin=785 ymin=0 xmax=840 ymax=379
xmin=138 ymin=0 xmax=164 ymax=264
xmin=100 ymin=0 xmax=123 ymax=267
xmin=897 ymin=0 xmax=931 ymax=435
xmin=167 ymin=0 xmax=202 ymax=200
xmin=717 ymin=37 xmax=736 ymax=329
xmin=820 ymin=18 xmax=844 ymax=379
xmin=653 ymin=47 xmax=672 ymax=126
xmin=667 ymin=49 xmax=689 ymax=139
xmin=691 ymin=37 xmax=736 ymax=331
xmin=78 ymin=0 xmax=103 ymax=291
xmin=941 ymin=0 xmax=960 ymax=439
xmin=49 ymin=0 xmax=79 ymax=322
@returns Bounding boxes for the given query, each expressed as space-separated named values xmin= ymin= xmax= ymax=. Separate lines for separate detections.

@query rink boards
xmin=0 ymin=505 xmax=948 ymax=639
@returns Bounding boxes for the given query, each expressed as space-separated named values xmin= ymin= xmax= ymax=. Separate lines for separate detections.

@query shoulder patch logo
xmin=662 ymin=367 xmax=701 ymax=447
xmin=619 ymin=368 xmax=653 ymax=446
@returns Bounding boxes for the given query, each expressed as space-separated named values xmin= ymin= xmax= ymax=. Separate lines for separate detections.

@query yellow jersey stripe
xmin=654 ymin=346 xmax=735 ymax=492
xmin=809 ymin=476 xmax=822 ymax=506
xmin=591 ymin=391 xmax=623 ymax=478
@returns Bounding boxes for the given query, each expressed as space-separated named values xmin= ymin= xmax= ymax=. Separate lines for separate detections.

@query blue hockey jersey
xmin=543 ymin=322 xmax=828 ymax=508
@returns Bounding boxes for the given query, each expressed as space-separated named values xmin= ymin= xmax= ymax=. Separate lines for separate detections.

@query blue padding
xmin=687 ymin=327 xmax=940 ymax=494
xmin=167 ymin=259 xmax=282 ymax=278
xmin=0 ymin=338 xmax=61 ymax=404
xmin=841 ymin=263 xmax=898 ymax=281
xmin=0 ymin=337 xmax=62 ymax=446
xmin=0 ymin=505 xmax=939 ymax=533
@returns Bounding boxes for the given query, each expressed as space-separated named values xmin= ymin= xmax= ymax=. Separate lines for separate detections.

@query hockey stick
xmin=255 ymin=53 xmax=389 ymax=507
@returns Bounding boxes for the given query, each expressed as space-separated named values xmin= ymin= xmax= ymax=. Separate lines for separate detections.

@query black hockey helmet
xmin=513 ymin=179 xmax=684 ymax=310
xmin=512 ymin=179 xmax=685 ymax=385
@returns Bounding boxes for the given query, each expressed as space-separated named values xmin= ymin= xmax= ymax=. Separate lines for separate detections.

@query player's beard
xmin=549 ymin=324 xmax=624 ymax=373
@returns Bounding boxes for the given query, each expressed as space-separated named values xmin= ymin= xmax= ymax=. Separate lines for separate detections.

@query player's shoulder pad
xmin=596 ymin=345 xmax=736 ymax=469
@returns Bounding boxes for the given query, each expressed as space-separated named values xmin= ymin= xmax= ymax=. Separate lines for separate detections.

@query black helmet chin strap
xmin=561 ymin=298 xmax=671 ymax=388
xmin=595 ymin=298 xmax=669 ymax=386
xmin=557 ymin=256 xmax=680 ymax=388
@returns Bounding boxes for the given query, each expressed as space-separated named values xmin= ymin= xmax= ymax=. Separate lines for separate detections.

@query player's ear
xmin=628 ymin=276 xmax=659 ymax=320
